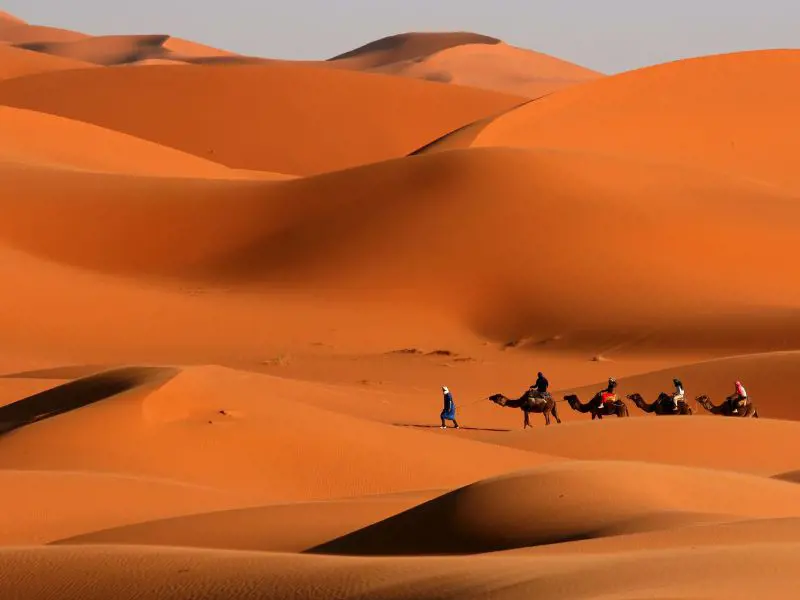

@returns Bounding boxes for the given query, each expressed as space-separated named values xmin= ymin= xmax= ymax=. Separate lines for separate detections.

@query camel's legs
xmin=544 ymin=410 xmax=551 ymax=426
xmin=523 ymin=411 xmax=531 ymax=429
xmin=552 ymin=402 xmax=562 ymax=424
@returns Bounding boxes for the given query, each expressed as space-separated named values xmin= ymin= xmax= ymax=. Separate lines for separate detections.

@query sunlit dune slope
xmin=0 ymin=24 xmax=88 ymax=44
xmin=13 ymin=34 xmax=172 ymax=65
xmin=54 ymin=490 xmax=442 ymax=552
xmin=2 ymin=538 xmax=799 ymax=599
xmin=162 ymin=36 xmax=237 ymax=58
xmin=329 ymin=31 xmax=501 ymax=68
xmin=0 ymin=106 xmax=249 ymax=176
xmin=503 ymin=516 xmax=800 ymax=556
xmin=0 ymin=470 xmax=238 ymax=545
xmin=418 ymin=49 xmax=800 ymax=189
xmin=1 ymin=147 xmax=799 ymax=357
xmin=0 ymin=366 xmax=550 ymax=500
xmin=466 ymin=415 xmax=800 ymax=475
xmin=311 ymin=461 xmax=800 ymax=555
xmin=372 ymin=42 xmax=601 ymax=97
xmin=0 ymin=63 xmax=525 ymax=174
xmin=0 ymin=10 xmax=25 ymax=26
xmin=0 ymin=44 xmax=96 ymax=81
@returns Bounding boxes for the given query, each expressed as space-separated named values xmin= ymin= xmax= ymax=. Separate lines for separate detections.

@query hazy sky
xmin=5 ymin=0 xmax=798 ymax=73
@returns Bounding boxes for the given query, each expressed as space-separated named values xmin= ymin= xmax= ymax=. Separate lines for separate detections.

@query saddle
xmin=527 ymin=390 xmax=551 ymax=405
xmin=600 ymin=392 xmax=618 ymax=404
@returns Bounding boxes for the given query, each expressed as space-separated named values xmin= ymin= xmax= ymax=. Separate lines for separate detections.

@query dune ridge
xmin=419 ymin=49 xmax=800 ymax=189
xmin=0 ymin=63 xmax=525 ymax=174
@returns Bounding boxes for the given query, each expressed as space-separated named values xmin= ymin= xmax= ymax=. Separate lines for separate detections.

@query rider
xmin=671 ymin=378 xmax=685 ymax=410
xmin=599 ymin=377 xmax=618 ymax=404
xmin=529 ymin=372 xmax=550 ymax=400
xmin=728 ymin=380 xmax=748 ymax=413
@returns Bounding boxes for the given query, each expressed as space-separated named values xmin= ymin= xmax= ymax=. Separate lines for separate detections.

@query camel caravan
xmin=441 ymin=374 xmax=758 ymax=430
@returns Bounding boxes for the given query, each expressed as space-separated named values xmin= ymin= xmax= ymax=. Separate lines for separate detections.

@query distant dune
xmin=0 ymin=63 xmax=524 ymax=174
xmin=330 ymin=32 xmax=601 ymax=97
xmin=0 ymin=44 xmax=97 ymax=81
xmin=329 ymin=31 xmax=502 ymax=68
xmin=369 ymin=42 xmax=601 ymax=97
xmin=0 ymin=24 xmax=88 ymax=44
xmin=13 ymin=34 xmax=173 ymax=66
xmin=0 ymin=10 xmax=25 ymax=26
xmin=419 ymin=49 xmax=800 ymax=188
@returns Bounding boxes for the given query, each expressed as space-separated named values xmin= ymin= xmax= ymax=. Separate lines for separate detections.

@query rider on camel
xmin=728 ymin=380 xmax=748 ymax=413
xmin=599 ymin=377 xmax=618 ymax=404
xmin=671 ymin=378 xmax=685 ymax=411
xmin=528 ymin=372 xmax=550 ymax=401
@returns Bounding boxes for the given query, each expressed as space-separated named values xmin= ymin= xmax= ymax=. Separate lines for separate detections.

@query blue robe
xmin=441 ymin=392 xmax=457 ymax=420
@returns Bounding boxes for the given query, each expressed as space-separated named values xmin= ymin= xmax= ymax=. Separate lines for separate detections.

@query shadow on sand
xmin=393 ymin=423 xmax=511 ymax=433
xmin=0 ymin=366 xmax=179 ymax=436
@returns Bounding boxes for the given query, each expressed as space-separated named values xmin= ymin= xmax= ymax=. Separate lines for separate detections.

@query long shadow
xmin=393 ymin=423 xmax=511 ymax=433
xmin=0 ymin=366 xmax=179 ymax=436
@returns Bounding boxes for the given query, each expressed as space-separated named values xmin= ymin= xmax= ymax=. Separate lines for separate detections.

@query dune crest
xmin=329 ymin=31 xmax=502 ymax=68
xmin=0 ymin=11 xmax=25 ymax=26
xmin=13 ymin=34 xmax=173 ymax=66
xmin=0 ymin=44 xmax=97 ymax=81
xmin=311 ymin=460 xmax=800 ymax=555
xmin=0 ymin=63 xmax=524 ymax=174
xmin=420 ymin=49 xmax=800 ymax=189
xmin=371 ymin=42 xmax=601 ymax=97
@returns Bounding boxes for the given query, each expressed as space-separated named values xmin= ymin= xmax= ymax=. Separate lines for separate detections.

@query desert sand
xmin=0 ymin=9 xmax=798 ymax=600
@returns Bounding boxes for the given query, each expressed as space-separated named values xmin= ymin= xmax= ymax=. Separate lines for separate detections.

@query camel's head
xmin=626 ymin=393 xmax=643 ymax=402
xmin=563 ymin=393 xmax=578 ymax=406
xmin=487 ymin=393 xmax=507 ymax=406
xmin=695 ymin=395 xmax=710 ymax=405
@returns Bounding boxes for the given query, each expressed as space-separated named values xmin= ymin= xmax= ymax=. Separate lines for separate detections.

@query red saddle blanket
xmin=600 ymin=392 xmax=617 ymax=404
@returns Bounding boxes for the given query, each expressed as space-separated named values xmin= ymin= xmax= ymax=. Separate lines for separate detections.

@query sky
xmin=4 ymin=0 xmax=799 ymax=74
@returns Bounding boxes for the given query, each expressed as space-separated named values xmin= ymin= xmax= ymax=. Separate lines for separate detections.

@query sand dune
xmin=0 ymin=106 xmax=248 ymax=176
xmin=54 ymin=490 xmax=443 ymax=552
xmin=311 ymin=461 xmax=800 ymax=555
xmin=0 ymin=12 xmax=798 ymax=600
xmin=329 ymin=31 xmax=501 ymax=68
xmin=1 ymin=543 xmax=799 ymax=599
xmin=0 ymin=470 xmax=237 ymax=545
xmin=14 ymin=34 xmax=173 ymax=66
xmin=162 ymin=36 xmax=237 ymax=58
xmin=0 ymin=63 xmax=524 ymax=174
xmin=467 ymin=415 xmax=800 ymax=474
xmin=0 ymin=42 xmax=96 ymax=81
xmin=0 ymin=24 xmax=88 ymax=44
xmin=419 ymin=49 xmax=800 ymax=189
xmin=371 ymin=42 xmax=601 ymax=97
xmin=0 ymin=11 xmax=25 ymax=26
xmin=1 ymin=147 xmax=798 ymax=359
xmin=0 ymin=366 xmax=551 ymax=500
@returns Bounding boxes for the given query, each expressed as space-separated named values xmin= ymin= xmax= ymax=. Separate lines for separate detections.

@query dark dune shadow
xmin=393 ymin=423 xmax=510 ymax=433
xmin=773 ymin=470 xmax=800 ymax=484
xmin=0 ymin=366 xmax=179 ymax=436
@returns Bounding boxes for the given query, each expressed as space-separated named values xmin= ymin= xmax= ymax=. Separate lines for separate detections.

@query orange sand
xmin=0 ymin=10 xmax=797 ymax=600
xmin=0 ymin=43 xmax=97 ymax=82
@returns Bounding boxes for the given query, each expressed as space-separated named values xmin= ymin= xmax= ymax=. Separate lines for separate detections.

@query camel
xmin=627 ymin=392 xmax=693 ymax=415
xmin=695 ymin=395 xmax=759 ymax=418
xmin=487 ymin=390 xmax=562 ymax=428
xmin=563 ymin=392 xmax=629 ymax=419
